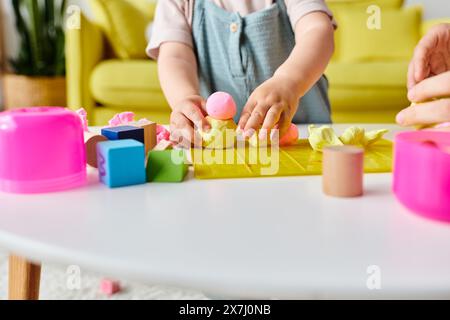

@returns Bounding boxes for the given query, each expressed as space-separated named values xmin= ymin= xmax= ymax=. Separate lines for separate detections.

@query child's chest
xmin=184 ymin=0 xmax=278 ymax=25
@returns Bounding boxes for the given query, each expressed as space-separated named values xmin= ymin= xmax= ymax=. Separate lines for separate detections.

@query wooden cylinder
xmin=84 ymin=132 xmax=107 ymax=168
xmin=322 ymin=146 xmax=364 ymax=197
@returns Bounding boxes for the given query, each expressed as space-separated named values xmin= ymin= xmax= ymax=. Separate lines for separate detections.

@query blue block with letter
xmin=97 ymin=139 xmax=146 ymax=188
xmin=101 ymin=126 xmax=145 ymax=144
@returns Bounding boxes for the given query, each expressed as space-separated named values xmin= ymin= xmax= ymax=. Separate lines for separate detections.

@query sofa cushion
xmin=326 ymin=0 xmax=404 ymax=9
xmin=329 ymin=86 xmax=408 ymax=110
xmin=326 ymin=0 xmax=405 ymax=62
xmin=90 ymin=0 xmax=155 ymax=59
xmin=90 ymin=60 xmax=168 ymax=109
xmin=326 ymin=61 xmax=409 ymax=88
xmin=339 ymin=6 xmax=422 ymax=62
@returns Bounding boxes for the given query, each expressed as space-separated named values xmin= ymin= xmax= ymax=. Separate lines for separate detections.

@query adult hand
xmin=396 ymin=24 xmax=450 ymax=127
xmin=396 ymin=74 xmax=450 ymax=126
xmin=407 ymin=23 xmax=450 ymax=91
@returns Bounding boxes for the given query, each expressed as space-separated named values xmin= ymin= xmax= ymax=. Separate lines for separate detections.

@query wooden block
xmin=97 ymin=139 xmax=146 ymax=188
xmin=146 ymin=149 xmax=188 ymax=183
xmin=100 ymin=279 xmax=121 ymax=296
xmin=153 ymin=140 xmax=173 ymax=151
xmin=8 ymin=255 xmax=41 ymax=300
xmin=84 ymin=132 xmax=107 ymax=168
xmin=135 ymin=121 xmax=157 ymax=153
xmin=101 ymin=125 xmax=145 ymax=144
xmin=322 ymin=146 xmax=364 ymax=198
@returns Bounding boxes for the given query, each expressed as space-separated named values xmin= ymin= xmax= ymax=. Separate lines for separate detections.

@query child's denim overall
xmin=192 ymin=0 xmax=332 ymax=123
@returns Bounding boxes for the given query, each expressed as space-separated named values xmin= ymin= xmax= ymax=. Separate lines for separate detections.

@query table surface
xmin=1 ymin=124 xmax=450 ymax=299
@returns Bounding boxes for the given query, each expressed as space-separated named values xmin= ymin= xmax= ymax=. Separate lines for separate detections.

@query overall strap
xmin=274 ymin=0 xmax=294 ymax=34
xmin=193 ymin=0 xmax=205 ymax=12
xmin=195 ymin=0 xmax=205 ymax=7
xmin=275 ymin=0 xmax=287 ymax=13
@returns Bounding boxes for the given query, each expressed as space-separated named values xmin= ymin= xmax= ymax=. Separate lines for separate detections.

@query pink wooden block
xmin=100 ymin=279 xmax=121 ymax=296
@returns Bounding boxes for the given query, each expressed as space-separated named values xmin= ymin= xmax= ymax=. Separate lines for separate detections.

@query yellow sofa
xmin=66 ymin=0 xmax=170 ymax=125
xmin=66 ymin=0 xmax=449 ymax=125
xmin=326 ymin=0 xmax=450 ymax=123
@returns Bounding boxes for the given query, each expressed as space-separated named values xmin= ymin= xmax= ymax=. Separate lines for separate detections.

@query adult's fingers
xmin=407 ymin=60 xmax=416 ymax=90
xmin=408 ymin=71 xmax=450 ymax=102
xmin=396 ymin=98 xmax=450 ymax=126
xmin=412 ymin=31 xmax=436 ymax=83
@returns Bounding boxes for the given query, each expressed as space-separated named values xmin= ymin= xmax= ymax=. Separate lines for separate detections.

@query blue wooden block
xmin=101 ymin=126 xmax=145 ymax=144
xmin=97 ymin=139 xmax=146 ymax=188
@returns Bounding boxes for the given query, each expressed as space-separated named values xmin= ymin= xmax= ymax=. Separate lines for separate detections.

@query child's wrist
xmin=172 ymin=94 xmax=204 ymax=111
xmin=173 ymin=94 xmax=201 ymax=106
xmin=273 ymin=71 xmax=306 ymax=96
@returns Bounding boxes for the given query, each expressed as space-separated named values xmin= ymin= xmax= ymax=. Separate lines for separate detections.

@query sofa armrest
xmin=66 ymin=12 xmax=104 ymax=117
xmin=421 ymin=18 xmax=450 ymax=37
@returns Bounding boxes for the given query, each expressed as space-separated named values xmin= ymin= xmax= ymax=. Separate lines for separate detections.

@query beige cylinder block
xmin=84 ymin=132 xmax=108 ymax=168
xmin=322 ymin=146 xmax=364 ymax=198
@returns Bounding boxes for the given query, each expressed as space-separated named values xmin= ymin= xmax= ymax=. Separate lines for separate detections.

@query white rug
xmin=0 ymin=249 xmax=207 ymax=300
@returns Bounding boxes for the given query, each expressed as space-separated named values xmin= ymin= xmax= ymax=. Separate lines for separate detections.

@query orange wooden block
xmin=136 ymin=121 xmax=157 ymax=153
xmin=322 ymin=146 xmax=364 ymax=198
xmin=84 ymin=132 xmax=107 ymax=168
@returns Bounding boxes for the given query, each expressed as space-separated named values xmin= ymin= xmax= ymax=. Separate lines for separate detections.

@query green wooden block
xmin=146 ymin=149 xmax=188 ymax=182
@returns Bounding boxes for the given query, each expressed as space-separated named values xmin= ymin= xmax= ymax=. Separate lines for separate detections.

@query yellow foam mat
xmin=192 ymin=139 xmax=393 ymax=179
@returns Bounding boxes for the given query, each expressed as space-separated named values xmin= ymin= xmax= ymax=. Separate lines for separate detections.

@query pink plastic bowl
xmin=393 ymin=131 xmax=450 ymax=222
xmin=0 ymin=107 xmax=87 ymax=194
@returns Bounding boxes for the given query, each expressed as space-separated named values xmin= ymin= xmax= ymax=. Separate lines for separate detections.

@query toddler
xmin=148 ymin=0 xmax=335 ymax=145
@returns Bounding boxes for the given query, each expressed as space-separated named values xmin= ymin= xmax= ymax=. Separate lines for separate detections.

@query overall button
xmin=230 ymin=22 xmax=239 ymax=33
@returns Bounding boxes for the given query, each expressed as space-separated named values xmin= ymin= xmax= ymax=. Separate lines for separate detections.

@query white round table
xmin=1 ymin=125 xmax=450 ymax=299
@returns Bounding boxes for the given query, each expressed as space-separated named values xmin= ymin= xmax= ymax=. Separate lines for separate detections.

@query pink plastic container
xmin=393 ymin=131 xmax=450 ymax=222
xmin=0 ymin=107 xmax=87 ymax=194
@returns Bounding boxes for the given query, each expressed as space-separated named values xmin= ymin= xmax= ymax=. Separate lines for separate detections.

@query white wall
xmin=406 ymin=0 xmax=450 ymax=19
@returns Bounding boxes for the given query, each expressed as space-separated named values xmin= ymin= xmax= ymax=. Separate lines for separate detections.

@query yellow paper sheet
xmin=193 ymin=139 xmax=392 ymax=180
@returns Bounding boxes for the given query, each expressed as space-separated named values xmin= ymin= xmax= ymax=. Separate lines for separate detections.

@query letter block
xmin=97 ymin=140 xmax=146 ymax=188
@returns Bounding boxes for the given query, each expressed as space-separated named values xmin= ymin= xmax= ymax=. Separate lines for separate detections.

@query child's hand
xmin=170 ymin=95 xmax=211 ymax=147
xmin=238 ymin=75 xmax=301 ymax=139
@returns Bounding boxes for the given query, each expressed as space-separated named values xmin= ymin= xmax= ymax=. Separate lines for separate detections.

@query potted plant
xmin=0 ymin=1 xmax=6 ymax=99
xmin=2 ymin=0 xmax=67 ymax=110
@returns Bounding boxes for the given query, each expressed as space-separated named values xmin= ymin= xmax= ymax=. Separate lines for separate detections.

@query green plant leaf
xmin=9 ymin=0 xmax=67 ymax=76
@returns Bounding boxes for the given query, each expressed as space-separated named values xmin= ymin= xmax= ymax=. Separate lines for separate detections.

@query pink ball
xmin=206 ymin=92 xmax=237 ymax=120
xmin=279 ymin=124 xmax=299 ymax=146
